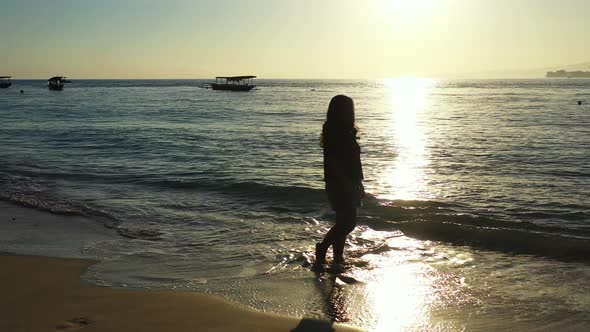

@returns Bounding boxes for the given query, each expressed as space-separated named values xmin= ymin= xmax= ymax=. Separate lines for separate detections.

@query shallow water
xmin=1 ymin=79 xmax=589 ymax=330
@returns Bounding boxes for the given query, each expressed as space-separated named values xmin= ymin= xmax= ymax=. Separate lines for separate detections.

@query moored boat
xmin=0 ymin=76 xmax=12 ymax=88
xmin=210 ymin=75 xmax=256 ymax=91
xmin=48 ymin=76 xmax=70 ymax=90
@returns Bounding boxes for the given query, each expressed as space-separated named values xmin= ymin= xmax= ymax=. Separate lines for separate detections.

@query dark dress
xmin=323 ymin=129 xmax=364 ymax=211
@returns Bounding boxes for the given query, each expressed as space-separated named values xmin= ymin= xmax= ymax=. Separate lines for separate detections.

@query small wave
xmin=535 ymin=170 xmax=590 ymax=178
xmin=0 ymin=171 xmax=118 ymax=226
xmin=357 ymin=197 xmax=590 ymax=262
xmin=141 ymin=177 xmax=328 ymax=208
xmin=117 ymin=227 xmax=164 ymax=241
xmin=2 ymin=167 xmax=588 ymax=261
xmin=397 ymin=219 xmax=590 ymax=262
xmin=220 ymin=182 xmax=590 ymax=261
xmin=515 ymin=211 xmax=589 ymax=222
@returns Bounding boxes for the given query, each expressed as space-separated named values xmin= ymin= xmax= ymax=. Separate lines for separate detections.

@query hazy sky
xmin=1 ymin=0 xmax=589 ymax=79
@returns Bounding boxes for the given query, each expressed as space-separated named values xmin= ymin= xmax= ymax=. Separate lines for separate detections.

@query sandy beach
xmin=0 ymin=201 xmax=362 ymax=331
xmin=0 ymin=254 xmax=362 ymax=332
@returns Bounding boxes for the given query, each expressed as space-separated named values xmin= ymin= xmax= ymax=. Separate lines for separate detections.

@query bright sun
xmin=382 ymin=0 xmax=436 ymax=21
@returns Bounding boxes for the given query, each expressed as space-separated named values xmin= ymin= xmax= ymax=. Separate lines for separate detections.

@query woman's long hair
xmin=320 ymin=95 xmax=358 ymax=147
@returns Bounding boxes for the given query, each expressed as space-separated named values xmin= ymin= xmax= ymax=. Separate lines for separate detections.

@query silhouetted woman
xmin=316 ymin=95 xmax=364 ymax=267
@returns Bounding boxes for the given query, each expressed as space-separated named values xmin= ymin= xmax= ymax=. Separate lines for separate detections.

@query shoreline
xmin=0 ymin=201 xmax=362 ymax=331
xmin=0 ymin=254 xmax=362 ymax=332
xmin=0 ymin=200 xmax=118 ymax=259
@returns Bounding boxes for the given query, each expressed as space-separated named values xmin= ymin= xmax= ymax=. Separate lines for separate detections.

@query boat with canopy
xmin=207 ymin=75 xmax=257 ymax=91
xmin=48 ymin=76 xmax=71 ymax=90
xmin=0 ymin=76 xmax=12 ymax=88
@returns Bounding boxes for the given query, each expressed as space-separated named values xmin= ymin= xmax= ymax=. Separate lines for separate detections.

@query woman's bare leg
xmin=317 ymin=207 xmax=356 ymax=264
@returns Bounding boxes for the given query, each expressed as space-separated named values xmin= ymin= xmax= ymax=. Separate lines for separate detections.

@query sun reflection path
xmin=348 ymin=233 xmax=439 ymax=331
xmin=378 ymin=78 xmax=434 ymax=200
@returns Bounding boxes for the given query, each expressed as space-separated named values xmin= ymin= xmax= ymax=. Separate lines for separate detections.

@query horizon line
xmin=4 ymin=76 xmax=553 ymax=80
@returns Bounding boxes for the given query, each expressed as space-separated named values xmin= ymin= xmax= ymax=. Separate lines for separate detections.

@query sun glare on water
xmin=378 ymin=77 xmax=434 ymax=200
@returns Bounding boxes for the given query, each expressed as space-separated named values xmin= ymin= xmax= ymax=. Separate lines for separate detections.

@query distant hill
xmin=546 ymin=69 xmax=590 ymax=78
xmin=545 ymin=62 xmax=590 ymax=78
xmin=449 ymin=61 xmax=590 ymax=79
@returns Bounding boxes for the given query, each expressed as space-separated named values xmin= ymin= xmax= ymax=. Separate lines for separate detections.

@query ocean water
xmin=1 ymin=79 xmax=589 ymax=331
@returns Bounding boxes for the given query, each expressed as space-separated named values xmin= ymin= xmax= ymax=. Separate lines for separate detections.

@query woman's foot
xmin=331 ymin=262 xmax=346 ymax=274
xmin=331 ymin=256 xmax=348 ymax=273
xmin=315 ymin=243 xmax=327 ymax=266
xmin=333 ymin=257 xmax=346 ymax=265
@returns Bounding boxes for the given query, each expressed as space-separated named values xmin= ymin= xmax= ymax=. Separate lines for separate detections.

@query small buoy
xmin=20 ymin=90 xmax=24 ymax=94
xmin=578 ymin=101 xmax=582 ymax=105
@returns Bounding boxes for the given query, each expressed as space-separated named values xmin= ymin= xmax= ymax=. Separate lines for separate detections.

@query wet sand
xmin=0 ymin=255 xmax=362 ymax=332
xmin=0 ymin=201 xmax=362 ymax=331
